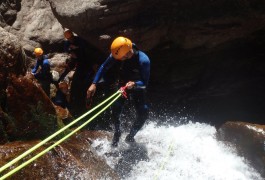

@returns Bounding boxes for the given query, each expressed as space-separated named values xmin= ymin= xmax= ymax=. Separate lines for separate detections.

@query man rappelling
xmin=86 ymin=36 xmax=150 ymax=147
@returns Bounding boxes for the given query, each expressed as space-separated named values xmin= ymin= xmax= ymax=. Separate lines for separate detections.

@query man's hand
xmin=87 ymin=84 xmax=97 ymax=99
xmin=126 ymin=81 xmax=135 ymax=89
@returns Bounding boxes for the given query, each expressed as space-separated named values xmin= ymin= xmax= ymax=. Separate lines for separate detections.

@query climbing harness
xmin=0 ymin=86 xmax=128 ymax=179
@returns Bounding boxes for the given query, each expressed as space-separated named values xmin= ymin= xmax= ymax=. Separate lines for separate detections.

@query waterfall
xmin=92 ymin=121 xmax=262 ymax=180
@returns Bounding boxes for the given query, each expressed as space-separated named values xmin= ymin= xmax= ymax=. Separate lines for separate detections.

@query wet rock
xmin=0 ymin=130 xmax=119 ymax=179
xmin=0 ymin=27 xmax=58 ymax=143
xmin=1 ymin=0 xmax=64 ymax=54
xmin=0 ymin=0 xmax=21 ymax=27
xmin=217 ymin=121 xmax=265 ymax=178
xmin=6 ymin=75 xmax=58 ymax=140
xmin=49 ymin=0 xmax=265 ymax=52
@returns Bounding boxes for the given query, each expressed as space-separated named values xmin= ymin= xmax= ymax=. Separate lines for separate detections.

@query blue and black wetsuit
xmin=32 ymin=55 xmax=52 ymax=97
xmin=92 ymin=44 xmax=150 ymax=140
xmin=32 ymin=55 xmax=50 ymax=79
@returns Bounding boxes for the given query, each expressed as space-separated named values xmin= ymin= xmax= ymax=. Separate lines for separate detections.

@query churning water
xmin=92 ymin=121 xmax=262 ymax=180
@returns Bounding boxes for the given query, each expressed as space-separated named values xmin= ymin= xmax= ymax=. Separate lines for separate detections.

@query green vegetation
xmin=24 ymin=101 xmax=58 ymax=139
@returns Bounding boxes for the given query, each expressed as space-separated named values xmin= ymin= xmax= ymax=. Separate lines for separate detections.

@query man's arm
xmin=87 ymin=55 xmax=115 ymax=98
xmin=135 ymin=51 xmax=150 ymax=89
xmin=92 ymin=55 xmax=115 ymax=84
xmin=31 ymin=60 xmax=40 ymax=74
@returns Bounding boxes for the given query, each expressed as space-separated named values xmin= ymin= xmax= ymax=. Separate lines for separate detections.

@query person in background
xmin=32 ymin=47 xmax=52 ymax=97
xmin=57 ymin=29 xmax=98 ymax=118
xmin=86 ymin=36 xmax=150 ymax=147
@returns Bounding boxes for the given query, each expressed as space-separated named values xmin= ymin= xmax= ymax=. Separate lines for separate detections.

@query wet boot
xmin=112 ymin=131 xmax=121 ymax=147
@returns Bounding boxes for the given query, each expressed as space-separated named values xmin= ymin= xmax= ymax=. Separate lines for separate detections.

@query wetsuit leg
xmin=69 ymin=73 xmax=86 ymax=118
xmin=35 ymin=73 xmax=52 ymax=98
xmin=127 ymin=90 xmax=149 ymax=139
xmin=111 ymin=97 xmax=125 ymax=146
xmin=39 ymin=79 xmax=51 ymax=98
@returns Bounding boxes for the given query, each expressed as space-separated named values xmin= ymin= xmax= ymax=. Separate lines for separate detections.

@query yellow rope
xmin=0 ymin=90 xmax=120 ymax=174
xmin=0 ymin=93 xmax=121 ymax=180
xmin=154 ymin=139 xmax=174 ymax=180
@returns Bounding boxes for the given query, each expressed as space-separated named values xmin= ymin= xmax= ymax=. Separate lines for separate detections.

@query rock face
xmin=49 ymin=0 xmax=265 ymax=52
xmin=1 ymin=0 xmax=64 ymax=54
xmin=6 ymin=75 xmax=58 ymax=139
xmin=0 ymin=27 xmax=58 ymax=143
xmin=0 ymin=130 xmax=119 ymax=179
xmin=0 ymin=27 xmax=26 ymax=76
xmin=217 ymin=121 xmax=265 ymax=178
xmin=0 ymin=0 xmax=21 ymax=27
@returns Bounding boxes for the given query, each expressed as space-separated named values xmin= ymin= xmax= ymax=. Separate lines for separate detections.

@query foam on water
xmin=92 ymin=121 xmax=262 ymax=180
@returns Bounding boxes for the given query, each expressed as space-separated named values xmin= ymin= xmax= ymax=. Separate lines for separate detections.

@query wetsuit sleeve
xmin=135 ymin=52 xmax=150 ymax=88
xmin=92 ymin=55 xmax=115 ymax=84
xmin=31 ymin=60 xmax=40 ymax=74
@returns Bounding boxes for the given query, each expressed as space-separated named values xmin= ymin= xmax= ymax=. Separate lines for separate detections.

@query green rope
xmin=0 ymin=90 xmax=120 ymax=173
xmin=0 ymin=93 xmax=121 ymax=180
xmin=154 ymin=139 xmax=174 ymax=180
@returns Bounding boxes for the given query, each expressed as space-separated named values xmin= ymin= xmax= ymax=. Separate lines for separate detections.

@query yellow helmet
xmin=111 ymin=37 xmax=132 ymax=60
xmin=64 ymin=29 xmax=73 ymax=39
xmin=34 ymin=48 xmax=43 ymax=56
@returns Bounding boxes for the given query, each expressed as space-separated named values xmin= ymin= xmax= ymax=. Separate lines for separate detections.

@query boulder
xmin=0 ymin=27 xmax=58 ymax=143
xmin=49 ymin=0 xmax=265 ymax=52
xmin=6 ymin=75 xmax=58 ymax=139
xmin=2 ymin=0 xmax=64 ymax=54
xmin=0 ymin=130 xmax=119 ymax=179
xmin=217 ymin=121 xmax=265 ymax=178
xmin=0 ymin=0 xmax=21 ymax=27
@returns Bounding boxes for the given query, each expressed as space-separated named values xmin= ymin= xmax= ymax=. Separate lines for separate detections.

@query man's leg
xmin=126 ymin=90 xmax=149 ymax=142
xmin=111 ymin=97 xmax=125 ymax=147
xmin=38 ymin=79 xmax=51 ymax=98
xmin=69 ymin=74 xmax=88 ymax=118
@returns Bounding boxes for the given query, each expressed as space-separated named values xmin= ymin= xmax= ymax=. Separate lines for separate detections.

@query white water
xmin=92 ymin=121 xmax=262 ymax=180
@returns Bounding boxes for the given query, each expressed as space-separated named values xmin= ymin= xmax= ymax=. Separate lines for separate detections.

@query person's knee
xmin=138 ymin=104 xmax=149 ymax=118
